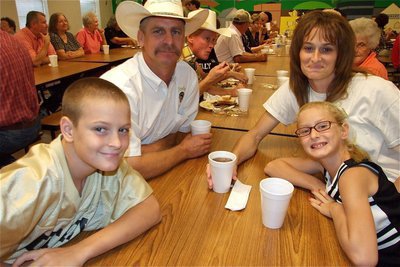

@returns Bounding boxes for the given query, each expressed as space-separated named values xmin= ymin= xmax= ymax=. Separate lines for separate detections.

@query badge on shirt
xmin=178 ymin=86 xmax=186 ymax=104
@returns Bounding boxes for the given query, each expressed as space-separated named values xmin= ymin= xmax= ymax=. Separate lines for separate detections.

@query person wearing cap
xmin=185 ymin=9 xmax=248 ymax=96
xmin=101 ymin=0 xmax=211 ymax=179
xmin=214 ymin=9 xmax=267 ymax=63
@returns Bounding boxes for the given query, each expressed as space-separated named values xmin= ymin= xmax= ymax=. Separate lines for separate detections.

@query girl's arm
xmin=264 ymin=157 xmax=325 ymax=190
xmin=311 ymin=167 xmax=378 ymax=266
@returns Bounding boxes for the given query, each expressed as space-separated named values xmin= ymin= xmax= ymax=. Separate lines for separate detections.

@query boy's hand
xmin=12 ymin=247 xmax=84 ymax=267
xmin=309 ymin=189 xmax=336 ymax=218
xmin=206 ymin=163 xmax=237 ymax=190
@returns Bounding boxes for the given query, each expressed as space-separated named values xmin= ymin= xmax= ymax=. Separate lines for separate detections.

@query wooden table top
xmin=75 ymin=128 xmax=350 ymax=266
xmin=241 ymin=55 xmax=290 ymax=77
xmin=34 ymin=61 xmax=109 ymax=86
xmin=69 ymin=47 xmax=140 ymax=64
xmin=196 ymin=76 xmax=296 ymax=136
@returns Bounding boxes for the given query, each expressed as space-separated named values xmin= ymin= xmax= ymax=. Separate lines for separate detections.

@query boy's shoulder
xmin=1 ymin=136 xmax=70 ymax=184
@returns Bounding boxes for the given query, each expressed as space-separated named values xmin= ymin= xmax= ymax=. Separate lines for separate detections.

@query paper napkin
xmin=225 ymin=179 xmax=252 ymax=211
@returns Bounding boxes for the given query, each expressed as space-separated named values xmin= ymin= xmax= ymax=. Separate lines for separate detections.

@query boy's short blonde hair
xmin=62 ymin=77 xmax=129 ymax=125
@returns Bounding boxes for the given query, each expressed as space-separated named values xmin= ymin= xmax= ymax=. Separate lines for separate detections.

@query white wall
xmin=0 ymin=0 xmax=113 ymax=34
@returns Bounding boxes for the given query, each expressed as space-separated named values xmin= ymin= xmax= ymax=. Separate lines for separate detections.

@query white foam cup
xmin=208 ymin=151 xmax=237 ymax=193
xmin=259 ymin=178 xmax=294 ymax=229
xmin=276 ymin=70 xmax=289 ymax=77
xmin=191 ymin=120 xmax=211 ymax=135
xmin=285 ymin=44 xmax=291 ymax=55
xmin=277 ymin=76 xmax=289 ymax=87
xmin=237 ymin=88 xmax=253 ymax=112
xmin=49 ymin=55 xmax=58 ymax=67
xmin=102 ymin=45 xmax=110 ymax=55
xmin=244 ymin=68 xmax=255 ymax=85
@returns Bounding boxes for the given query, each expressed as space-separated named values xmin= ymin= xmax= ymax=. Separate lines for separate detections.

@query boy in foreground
xmin=0 ymin=78 xmax=161 ymax=266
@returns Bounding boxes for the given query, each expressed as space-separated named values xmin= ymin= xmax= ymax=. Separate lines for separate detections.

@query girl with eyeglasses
xmin=265 ymin=101 xmax=400 ymax=266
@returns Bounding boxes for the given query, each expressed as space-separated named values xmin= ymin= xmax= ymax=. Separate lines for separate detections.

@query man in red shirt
xmin=15 ymin=11 xmax=56 ymax=66
xmin=0 ymin=30 xmax=40 ymax=167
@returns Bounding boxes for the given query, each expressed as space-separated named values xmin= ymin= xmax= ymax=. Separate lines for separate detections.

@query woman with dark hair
xmin=1 ymin=17 xmax=16 ymax=34
xmin=104 ymin=15 xmax=137 ymax=49
xmin=48 ymin=13 xmax=84 ymax=60
xmin=374 ymin=13 xmax=389 ymax=55
xmin=207 ymin=10 xmax=399 ymax=192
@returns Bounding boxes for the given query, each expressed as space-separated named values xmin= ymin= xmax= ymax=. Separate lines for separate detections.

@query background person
xmin=207 ymin=10 xmax=400 ymax=189
xmin=184 ymin=0 xmax=200 ymax=12
xmin=15 ymin=11 xmax=56 ymax=66
xmin=185 ymin=9 xmax=247 ymax=96
xmin=76 ymin=11 xmax=107 ymax=54
xmin=105 ymin=15 xmax=138 ymax=49
xmin=214 ymin=9 xmax=267 ymax=63
xmin=101 ymin=0 xmax=210 ymax=179
xmin=374 ymin=13 xmax=390 ymax=56
xmin=349 ymin=17 xmax=388 ymax=80
xmin=1 ymin=17 xmax=16 ymax=34
xmin=265 ymin=102 xmax=400 ymax=266
xmin=0 ymin=30 xmax=40 ymax=168
xmin=49 ymin=12 xmax=84 ymax=60
xmin=1 ymin=77 xmax=161 ymax=266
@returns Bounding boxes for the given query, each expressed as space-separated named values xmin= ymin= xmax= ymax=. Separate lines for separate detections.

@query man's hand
xmin=179 ymin=133 xmax=212 ymax=159
xmin=12 ymin=247 xmax=85 ymax=267
xmin=206 ymin=62 xmax=230 ymax=84
xmin=41 ymin=33 xmax=50 ymax=46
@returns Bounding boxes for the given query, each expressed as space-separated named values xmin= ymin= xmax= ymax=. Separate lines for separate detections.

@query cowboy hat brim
xmin=116 ymin=1 xmax=208 ymax=39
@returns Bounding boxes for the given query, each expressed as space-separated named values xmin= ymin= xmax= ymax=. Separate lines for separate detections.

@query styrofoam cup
xmin=103 ymin=45 xmax=110 ymax=54
xmin=237 ymin=88 xmax=253 ymax=112
xmin=276 ymin=70 xmax=289 ymax=77
xmin=277 ymin=76 xmax=289 ymax=87
xmin=49 ymin=55 xmax=58 ymax=67
xmin=208 ymin=151 xmax=237 ymax=193
xmin=191 ymin=120 xmax=211 ymax=135
xmin=244 ymin=68 xmax=255 ymax=85
xmin=285 ymin=44 xmax=291 ymax=55
xmin=260 ymin=178 xmax=294 ymax=229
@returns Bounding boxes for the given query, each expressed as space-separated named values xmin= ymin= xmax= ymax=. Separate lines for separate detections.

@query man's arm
xmin=233 ymin=52 xmax=267 ymax=63
xmin=128 ymin=133 xmax=212 ymax=179
xmin=31 ymin=33 xmax=51 ymax=66
xmin=12 ymin=195 xmax=161 ymax=266
xmin=233 ymin=111 xmax=279 ymax=165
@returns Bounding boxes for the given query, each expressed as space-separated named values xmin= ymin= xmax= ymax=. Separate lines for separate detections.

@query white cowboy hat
xmin=116 ymin=0 xmax=208 ymax=39
xmin=188 ymin=9 xmax=231 ymax=37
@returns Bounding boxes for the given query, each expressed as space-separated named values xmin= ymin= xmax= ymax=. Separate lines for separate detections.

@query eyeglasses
xmin=295 ymin=121 xmax=337 ymax=137
xmin=355 ymin=42 xmax=368 ymax=50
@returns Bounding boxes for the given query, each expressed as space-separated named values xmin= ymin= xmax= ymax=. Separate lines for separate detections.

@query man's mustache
xmin=155 ymin=45 xmax=181 ymax=56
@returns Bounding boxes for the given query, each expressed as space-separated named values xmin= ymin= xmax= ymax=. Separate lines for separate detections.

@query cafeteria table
xmin=241 ymin=55 xmax=290 ymax=77
xmin=71 ymin=128 xmax=350 ymax=266
xmin=69 ymin=47 xmax=140 ymax=66
xmin=196 ymin=76 xmax=296 ymax=136
xmin=34 ymin=61 xmax=109 ymax=87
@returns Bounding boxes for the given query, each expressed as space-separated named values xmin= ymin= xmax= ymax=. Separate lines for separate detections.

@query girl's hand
xmin=309 ymin=189 xmax=336 ymax=218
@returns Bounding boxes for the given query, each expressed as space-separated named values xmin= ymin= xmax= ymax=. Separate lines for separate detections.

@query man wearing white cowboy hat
xmin=215 ymin=9 xmax=268 ymax=63
xmin=101 ymin=0 xmax=211 ymax=179
xmin=184 ymin=9 xmax=248 ymax=96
